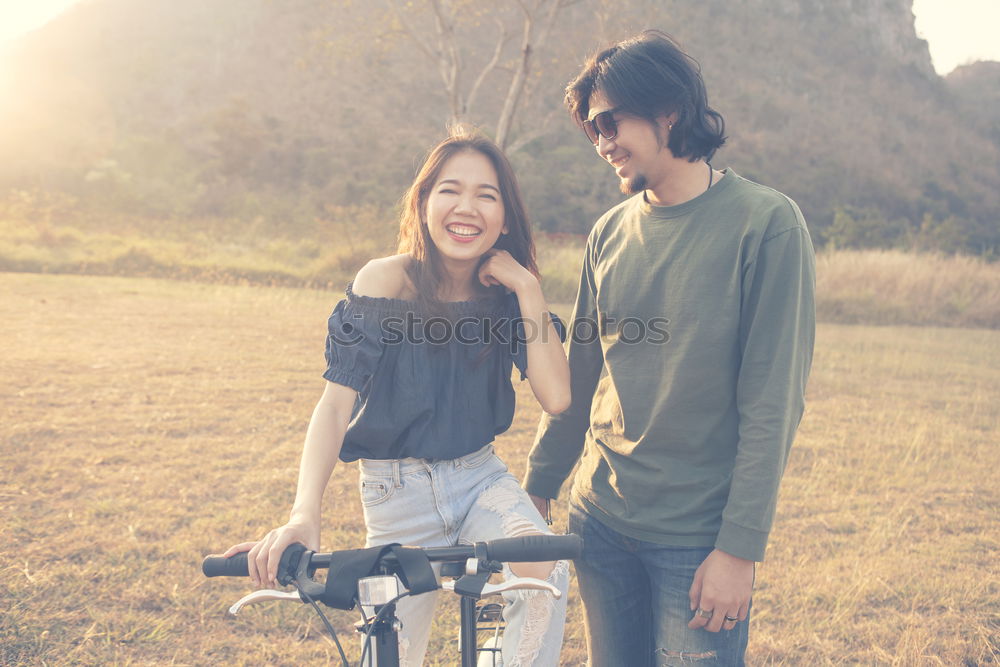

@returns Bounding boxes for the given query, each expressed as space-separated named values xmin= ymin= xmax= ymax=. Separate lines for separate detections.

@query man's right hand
xmin=223 ymin=520 xmax=319 ymax=588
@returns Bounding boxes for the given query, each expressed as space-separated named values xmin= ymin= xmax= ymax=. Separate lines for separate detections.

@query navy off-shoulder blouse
xmin=323 ymin=283 xmax=565 ymax=462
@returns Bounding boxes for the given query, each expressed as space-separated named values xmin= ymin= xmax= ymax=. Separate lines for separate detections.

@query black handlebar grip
xmin=202 ymin=552 xmax=250 ymax=578
xmin=484 ymin=534 xmax=582 ymax=563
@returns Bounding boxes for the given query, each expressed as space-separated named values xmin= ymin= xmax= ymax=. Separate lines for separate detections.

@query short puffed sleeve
xmin=322 ymin=299 xmax=386 ymax=391
xmin=510 ymin=309 xmax=567 ymax=381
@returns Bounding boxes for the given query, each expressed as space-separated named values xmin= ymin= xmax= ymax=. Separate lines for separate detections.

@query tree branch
xmin=385 ymin=0 xmax=436 ymax=62
xmin=495 ymin=9 xmax=532 ymax=148
xmin=428 ymin=0 xmax=463 ymax=123
xmin=465 ymin=17 xmax=508 ymax=118
xmin=506 ymin=106 xmax=564 ymax=153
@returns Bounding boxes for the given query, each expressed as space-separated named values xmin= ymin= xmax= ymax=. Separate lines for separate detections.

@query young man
xmin=524 ymin=31 xmax=815 ymax=666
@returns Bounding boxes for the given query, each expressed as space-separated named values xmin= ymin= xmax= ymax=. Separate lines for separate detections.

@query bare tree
xmin=387 ymin=0 xmax=577 ymax=150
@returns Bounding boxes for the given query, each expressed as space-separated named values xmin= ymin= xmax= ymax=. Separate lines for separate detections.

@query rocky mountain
xmin=947 ymin=62 xmax=1000 ymax=145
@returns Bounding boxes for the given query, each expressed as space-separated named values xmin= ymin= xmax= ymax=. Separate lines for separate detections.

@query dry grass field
xmin=816 ymin=250 xmax=1000 ymax=329
xmin=2 ymin=271 xmax=998 ymax=665
xmin=6 ymin=208 xmax=1000 ymax=329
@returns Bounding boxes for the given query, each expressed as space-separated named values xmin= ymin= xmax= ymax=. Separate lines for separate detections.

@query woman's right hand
xmin=223 ymin=520 xmax=319 ymax=588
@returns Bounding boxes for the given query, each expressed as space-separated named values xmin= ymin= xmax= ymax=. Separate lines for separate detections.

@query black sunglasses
xmin=582 ymin=107 xmax=623 ymax=145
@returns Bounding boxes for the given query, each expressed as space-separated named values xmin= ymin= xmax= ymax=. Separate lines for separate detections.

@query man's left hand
xmin=688 ymin=548 xmax=754 ymax=633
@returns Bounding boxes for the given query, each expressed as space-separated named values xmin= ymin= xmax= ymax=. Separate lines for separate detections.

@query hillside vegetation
xmin=0 ymin=0 xmax=997 ymax=255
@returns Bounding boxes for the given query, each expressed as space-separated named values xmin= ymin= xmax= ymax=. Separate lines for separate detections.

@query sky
xmin=1 ymin=0 xmax=999 ymax=76
xmin=0 ymin=0 xmax=83 ymax=46
xmin=912 ymin=0 xmax=1000 ymax=74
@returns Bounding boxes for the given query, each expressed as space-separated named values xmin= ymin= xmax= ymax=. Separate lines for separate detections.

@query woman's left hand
xmin=478 ymin=249 xmax=536 ymax=294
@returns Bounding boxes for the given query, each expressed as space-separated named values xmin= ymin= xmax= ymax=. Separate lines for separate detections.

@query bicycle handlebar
xmin=202 ymin=551 xmax=252 ymax=578
xmin=202 ymin=534 xmax=582 ymax=580
xmin=477 ymin=534 xmax=581 ymax=563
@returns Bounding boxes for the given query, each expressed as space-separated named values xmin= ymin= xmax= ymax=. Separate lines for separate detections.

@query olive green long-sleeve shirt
xmin=524 ymin=170 xmax=815 ymax=561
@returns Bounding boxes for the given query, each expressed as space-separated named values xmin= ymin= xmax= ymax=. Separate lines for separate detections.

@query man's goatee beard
xmin=621 ymin=174 xmax=647 ymax=196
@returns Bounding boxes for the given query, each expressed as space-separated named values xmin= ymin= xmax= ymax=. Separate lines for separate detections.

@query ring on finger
xmin=696 ymin=608 xmax=713 ymax=619
xmin=724 ymin=615 xmax=739 ymax=622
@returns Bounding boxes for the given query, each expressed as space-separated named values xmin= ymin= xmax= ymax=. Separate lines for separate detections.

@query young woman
xmin=224 ymin=128 xmax=571 ymax=666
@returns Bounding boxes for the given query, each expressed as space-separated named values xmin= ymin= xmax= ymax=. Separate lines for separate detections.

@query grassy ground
xmin=2 ymin=272 xmax=997 ymax=665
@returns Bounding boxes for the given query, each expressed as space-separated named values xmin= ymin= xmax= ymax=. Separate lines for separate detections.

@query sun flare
xmin=0 ymin=0 xmax=83 ymax=47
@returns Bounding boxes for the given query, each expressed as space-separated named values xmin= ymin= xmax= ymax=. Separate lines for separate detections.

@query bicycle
xmin=202 ymin=533 xmax=582 ymax=667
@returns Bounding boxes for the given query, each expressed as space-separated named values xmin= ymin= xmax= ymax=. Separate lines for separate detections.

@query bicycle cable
xmin=357 ymin=590 xmax=412 ymax=667
xmin=294 ymin=579 xmax=350 ymax=667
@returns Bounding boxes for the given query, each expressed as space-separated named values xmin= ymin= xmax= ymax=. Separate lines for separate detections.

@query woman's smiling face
xmin=424 ymin=149 xmax=507 ymax=265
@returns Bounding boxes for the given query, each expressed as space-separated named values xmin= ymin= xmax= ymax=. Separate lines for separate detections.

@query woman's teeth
xmin=447 ymin=224 xmax=481 ymax=237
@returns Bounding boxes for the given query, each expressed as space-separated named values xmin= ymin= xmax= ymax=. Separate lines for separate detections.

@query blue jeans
xmin=360 ymin=445 xmax=569 ymax=666
xmin=568 ymin=503 xmax=749 ymax=667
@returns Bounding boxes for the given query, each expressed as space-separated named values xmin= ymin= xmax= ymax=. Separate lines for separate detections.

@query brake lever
xmin=228 ymin=589 xmax=303 ymax=615
xmin=441 ymin=576 xmax=561 ymax=599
